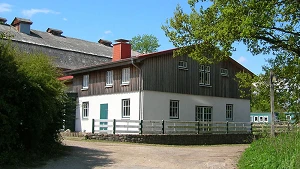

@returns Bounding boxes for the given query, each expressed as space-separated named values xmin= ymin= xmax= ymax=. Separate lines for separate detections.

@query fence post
xmin=250 ymin=122 xmax=253 ymax=134
xmin=162 ymin=120 xmax=165 ymax=134
xmin=113 ymin=119 xmax=116 ymax=135
xmin=92 ymin=119 xmax=95 ymax=134
xmin=197 ymin=121 xmax=200 ymax=134
xmin=288 ymin=122 xmax=290 ymax=132
xmin=140 ymin=120 xmax=143 ymax=135
xmin=226 ymin=121 xmax=229 ymax=134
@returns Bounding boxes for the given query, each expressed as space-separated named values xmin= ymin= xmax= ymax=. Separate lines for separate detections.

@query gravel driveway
xmin=38 ymin=138 xmax=248 ymax=169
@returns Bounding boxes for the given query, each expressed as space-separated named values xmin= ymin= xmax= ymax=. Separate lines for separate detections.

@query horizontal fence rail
xmin=92 ymin=119 xmax=263 ymax=135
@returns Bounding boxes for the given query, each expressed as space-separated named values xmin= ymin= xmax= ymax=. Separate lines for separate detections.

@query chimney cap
xmin=115 ymin=39 xmax=130 ymax=43
xmin=46 ymin=28 xmax=63 ymax=36
xmin=98 ymin=39 xmax=112 ymax=46
xmin=11 ymin=17 xmax=33 ymax=26
xmin=0 ymin=17 xmax=7 ymax=23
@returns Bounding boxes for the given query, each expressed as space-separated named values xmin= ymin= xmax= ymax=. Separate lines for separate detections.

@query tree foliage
xmin=131 ymin=34 xmax=160 ymax=53
xmin=162 ymin=0 xmax=300 ymax=64
xmin=0 ymin=38 xmax=72 ymax=165
xmin=236 ymin=55 xmax=300 ymax=118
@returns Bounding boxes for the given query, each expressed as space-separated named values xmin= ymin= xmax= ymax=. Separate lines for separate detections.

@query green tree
xmin=162 ymin=0 xmax=299 ymax=64
xmin=0 ymin=38 xmax=72 ymax=165
xmin=131 ymin=34 xmax=160 ymax=53
xmin=236 ymin=55 xmax=299 ymax=117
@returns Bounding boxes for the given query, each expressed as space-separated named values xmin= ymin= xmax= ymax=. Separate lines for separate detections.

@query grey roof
xmin=0 ymin=23 xmax=140 ymax=58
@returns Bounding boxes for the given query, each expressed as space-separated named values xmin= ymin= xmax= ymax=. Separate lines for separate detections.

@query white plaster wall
xmin=142 ymin=91 xmax=250 ymax=122
xmin=75 ymin=92 xmax=139 ymax=132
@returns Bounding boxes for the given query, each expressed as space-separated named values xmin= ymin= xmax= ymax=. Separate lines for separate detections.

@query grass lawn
xmin=238 ymin=132 xmax=300 ymax=169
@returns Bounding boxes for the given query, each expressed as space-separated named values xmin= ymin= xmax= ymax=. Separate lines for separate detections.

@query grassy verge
xmin=238 ymin=132 xmax=300 ymax=169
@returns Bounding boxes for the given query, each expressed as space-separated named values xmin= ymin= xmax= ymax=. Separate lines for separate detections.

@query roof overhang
xmin=65 ymin=58 xmax=136 ymax=75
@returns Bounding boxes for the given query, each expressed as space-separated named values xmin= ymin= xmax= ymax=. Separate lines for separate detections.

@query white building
xmin=66 ymin=39 xmax=252 ymax=132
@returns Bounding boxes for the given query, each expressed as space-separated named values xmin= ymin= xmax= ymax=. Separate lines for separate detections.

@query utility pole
xmin=270 ymin=71 xmax=275 ymax=137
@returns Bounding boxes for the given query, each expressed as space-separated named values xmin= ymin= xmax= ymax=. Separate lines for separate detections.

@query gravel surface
xmin=37 ymin=138 xmax=248 ymax=169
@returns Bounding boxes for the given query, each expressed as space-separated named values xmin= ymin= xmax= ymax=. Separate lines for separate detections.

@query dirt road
xmin=38 ymin=139 xmax=248 ymax=169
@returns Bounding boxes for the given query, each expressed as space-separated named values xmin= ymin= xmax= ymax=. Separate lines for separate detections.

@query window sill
xmin=122 ymin=117 xmax=130 ymax=119
xmin=199 ymin=84 xmax=212 ymax=87
xmin=121 ymin=83 xmax=130 ymax=86
xmin=170 ymin=117 xmax=179 ymax=119
xmin=105 ymin=85 xmax=113 ymax=88
xmin=178 ymin=67 xmax=188 ymax=71
xmin=82 ymin=117 xmax=89 ymax=120
xmin=81 ymin=88 xmax=88 ymax=91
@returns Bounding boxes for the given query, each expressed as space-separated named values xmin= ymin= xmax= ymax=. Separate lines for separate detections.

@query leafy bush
xmin=0 ymin=39 xmax=72 ymax=165
xmin=238 ymin=132 xmax=300 ymax=169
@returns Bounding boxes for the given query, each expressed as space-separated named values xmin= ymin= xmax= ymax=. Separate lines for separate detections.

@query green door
xmin=100 ymin=104 xmax=108 ymax=130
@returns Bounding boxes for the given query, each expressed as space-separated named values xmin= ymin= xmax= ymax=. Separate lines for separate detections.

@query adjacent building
xmin=0 ymin=17 xmax=117 ymax=71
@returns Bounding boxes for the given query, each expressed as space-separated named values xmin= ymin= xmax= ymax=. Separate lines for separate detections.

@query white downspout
xmin=131 ymin=58 xmax=143 ymax=120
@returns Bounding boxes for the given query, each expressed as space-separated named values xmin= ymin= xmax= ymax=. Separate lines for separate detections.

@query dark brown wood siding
xmin=141 ymin=53 xmax=247 ymax=99
xmin=73 ymin=65 xmax=139 ymax=97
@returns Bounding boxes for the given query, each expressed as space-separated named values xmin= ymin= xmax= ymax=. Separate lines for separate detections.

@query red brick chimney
xmin=112 ymin=39 xmax=131 ymax=61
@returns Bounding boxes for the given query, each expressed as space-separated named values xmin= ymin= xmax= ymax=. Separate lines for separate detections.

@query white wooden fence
xmin=92 ymin=119 xmax=252 ymax=135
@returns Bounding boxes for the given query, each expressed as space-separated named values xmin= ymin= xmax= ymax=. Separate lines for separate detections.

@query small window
xmin=264 ymin=116 xmax=269 ymax=123
xmin=286 ymin=115 xmax=291 ymax=121
xmin=259 ymin=116 xmax=264 ymax=122
xmin=178 ymin=61 xmax=188 ymax=70
xmin=106 ymin=70 xmax=113 ymax=86
xmin=122 ymin=68 xmax=130 ymax=85
xmin=82 ymin=74 xmax=89 ymax=89
xmin=122 ymin=99 xmax=130 ymax=118
xmin=221 ymin=68 xmax=228 ymax=76
xmin=170 ymin=100 xmax=179 ymax=119
xmin=226 ymin=104 xmax=233 ymax=121
xmin=82 ymin=102 xmax=89 ymax=118
xmin=254 ymin=116 xmax=258 ymax=122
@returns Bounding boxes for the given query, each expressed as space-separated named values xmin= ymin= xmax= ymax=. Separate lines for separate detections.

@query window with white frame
xmin=259 ymin=116 xmax=264 ymax=122
xmin=82 ymin=74 xmax=89 ymax=89
xmin=178 ymin=61 xmax=188 ymax=70
xmin=122 ymin=67 xmax=130 ymax=84
xmin=170 ymin=100 xmax=179 ymax=119
xmin=106 ymin=70 xmax=113 ymax=86
xmin=199 ymin=65 xmax=211 ymax=86
xmin=220 ymin=68 xmax=229 ymax=76
xmin=82 ymin=102 xmax=89 ymax=118
xmin=226 ymin=104 xmax=233 ymax=121
xmin=195 ymin=106 xmax=213 ymax=122
xmin=264 ymin=116 xmax=268 ymax=123
xmin=254 ymin=116 xmax=258 ymax=122
xmin=122 ymin=99 xmax=130 ymax=118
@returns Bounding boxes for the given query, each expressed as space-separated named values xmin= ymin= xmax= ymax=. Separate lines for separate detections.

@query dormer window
xmin=178 ymin=61 xmax=188 ymax=70
xmin=221 ymin=68 xmax=228 ymax=77
xmin=46 ymin=28 xmax=63 ymax=36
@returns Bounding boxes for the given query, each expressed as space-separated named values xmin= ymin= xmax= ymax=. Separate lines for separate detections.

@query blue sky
xmin=0 ymin=0 xmax=273 ymax=75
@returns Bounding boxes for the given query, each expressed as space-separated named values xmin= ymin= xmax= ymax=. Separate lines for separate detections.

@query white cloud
xmin=237 ymin=56 xmax=247 ymax=64
xmin=63 ymin=17 xmax=67 ymax=21
xmin=104 ymin=30 xmax=112 ymax=34
xmin=0 ymin=3 xmax=12 ymax=13
xmin=22 ymin=9 xmax=60 ymax=18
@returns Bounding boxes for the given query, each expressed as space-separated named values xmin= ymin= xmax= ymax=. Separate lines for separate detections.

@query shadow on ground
xmin=36 ymin=145 xmax=114 ymax=169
